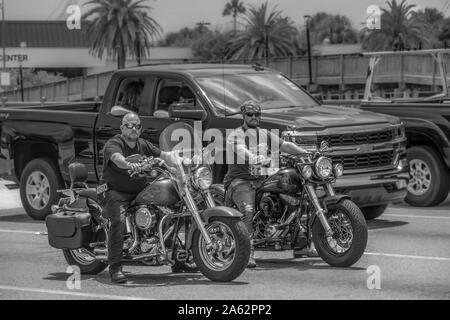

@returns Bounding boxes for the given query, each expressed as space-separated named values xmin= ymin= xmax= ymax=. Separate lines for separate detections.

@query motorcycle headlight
xmin=334 ymin=163 xmax=344 ymax=177
xmin=192 ymin=166 xmax=213 ymax=190
xmin=301 ymin=165 xmax=312 ymax=179
xmin=315 ymin=156 xmax=333 ymax=179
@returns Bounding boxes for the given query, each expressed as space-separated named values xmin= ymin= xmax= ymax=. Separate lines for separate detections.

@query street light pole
xmin=304 ymin=15 xmax=313 ymax=88
xmin=19 ymin=41 xmax=26 ymax=101
xmin=1 ymin=0 xmax=5 ymax=71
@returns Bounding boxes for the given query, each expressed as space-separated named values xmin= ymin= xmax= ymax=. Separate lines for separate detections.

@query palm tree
xmin=222 ymin=0 xmax=247 ymax=33
xmin=361 ymin=0 xmax=428 ymax=51
xmin=227 ymin=1 xmax=299 ymax=60
xmin=82 ymin=0 xmax=162 ymax=69
xmin=313 ymin=14 xmax=358 ymax=44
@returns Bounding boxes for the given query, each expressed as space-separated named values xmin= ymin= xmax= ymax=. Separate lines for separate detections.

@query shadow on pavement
xmin=253 ymin=257 xmax=365 ymax=272
xmin=0 ymin=208 xmax=42 ymax=224
xmin=367 ymin=219 xmax=408 ymax=230
xmin=45 ymin=271 xmax=248 ymax=288
xmin=391 ymin=194 xmax=450 ymax=210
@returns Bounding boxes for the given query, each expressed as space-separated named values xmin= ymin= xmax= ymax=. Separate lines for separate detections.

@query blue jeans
xmin=225 ymin=178 xmax=261 ymax=235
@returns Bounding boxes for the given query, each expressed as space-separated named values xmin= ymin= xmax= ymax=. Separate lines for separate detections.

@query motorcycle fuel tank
xmin=260 ymin=168 xmax=301 ymax=194
xmin=135 ymin=179 xmax=180 ymax=206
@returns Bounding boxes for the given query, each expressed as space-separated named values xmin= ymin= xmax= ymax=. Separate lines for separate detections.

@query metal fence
xmin=3 ymin=53 xmax=449 ymax=103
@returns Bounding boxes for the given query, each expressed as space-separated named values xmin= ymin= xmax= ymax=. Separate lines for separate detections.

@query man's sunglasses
xmin=123 ymin=123 xmax=142 ymax=130
xmin=245 ymin=112 xmax=261 ymax=118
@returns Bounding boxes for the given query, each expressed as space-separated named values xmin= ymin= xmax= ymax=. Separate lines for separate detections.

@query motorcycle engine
xmin=134 ymin=206 xmax=157 ymax=231
xmin=259 ymin=194 xmax=284 ymax=219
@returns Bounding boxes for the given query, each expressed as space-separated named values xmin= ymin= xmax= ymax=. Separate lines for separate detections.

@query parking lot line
xmin=0 ymin=229 xmax=46 ymax=235
xmin=384 ymin=214 xmax=450 ymax=220
xmin=364 ymin=252 xmax=450 ymax=262
xmin=0 ymin=285 xmax=153 ymax=300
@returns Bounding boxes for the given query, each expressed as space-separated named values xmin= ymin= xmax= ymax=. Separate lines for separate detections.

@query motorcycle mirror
xmin=109 ymin=105 xmax=132 ymax=117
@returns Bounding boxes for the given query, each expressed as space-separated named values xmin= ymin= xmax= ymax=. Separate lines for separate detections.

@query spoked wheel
xmin=312 ymin=199 xmax=367 ymax=267
xmin=192 ymin=217 xmax=250 ymax=282
xmin=62 ymin=227 xmax=108 ymax=275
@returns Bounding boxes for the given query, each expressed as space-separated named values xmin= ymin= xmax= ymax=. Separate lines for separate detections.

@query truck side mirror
xmin=169 ymin=103 xmax=207 ymax=121
xmin=109 ymin=105 xmax=131 ymax=117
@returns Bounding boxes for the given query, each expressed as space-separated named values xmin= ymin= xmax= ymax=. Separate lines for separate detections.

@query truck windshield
xmin=194 ymin=72 xmax=318 ymax=115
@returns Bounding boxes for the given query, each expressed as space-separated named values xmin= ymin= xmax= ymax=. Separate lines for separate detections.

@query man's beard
xmin=122 ymin=134 xmax=138 ymax=143
xmin=246 ymin=120 xmax=259 ymax=128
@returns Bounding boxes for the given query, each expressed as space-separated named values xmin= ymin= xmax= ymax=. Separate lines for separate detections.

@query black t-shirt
xmin=223 ymin=126 xmax=283 ymax=188
xmin=102 ymin=134 xmax=161 ymax=195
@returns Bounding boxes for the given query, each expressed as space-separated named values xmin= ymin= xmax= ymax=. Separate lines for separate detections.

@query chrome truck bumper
xmin=333 ymin=159 xmax=409 ymax=207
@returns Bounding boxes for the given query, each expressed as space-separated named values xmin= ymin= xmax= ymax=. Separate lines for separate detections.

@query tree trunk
xmin=117 ymin=45 xmax=126 ymax=69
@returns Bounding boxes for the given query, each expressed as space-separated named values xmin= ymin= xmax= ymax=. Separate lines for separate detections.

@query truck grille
xmin=331 ymin=151 xmax=395 ymax=171
xmin=319 ymin=129 xmax=394 ymax=147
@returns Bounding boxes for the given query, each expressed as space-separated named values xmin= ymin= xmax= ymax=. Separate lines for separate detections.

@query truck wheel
xmin=361 ymin=204 xmax=388 ymax=220
xmin=20 ymin=158 xmax=64 ymax=220
xmin=405 ymin=146 xmax=450 ymax=207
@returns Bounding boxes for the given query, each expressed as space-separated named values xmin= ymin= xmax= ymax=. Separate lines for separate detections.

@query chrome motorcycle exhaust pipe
xmin=305 ymin=185 xmax=333 ymax=236
xmin=131 ymin=253 xmax=159 ymax=261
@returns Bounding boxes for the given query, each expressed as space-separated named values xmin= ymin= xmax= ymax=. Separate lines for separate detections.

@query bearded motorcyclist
xmin=224 ymin=100 xmax=318 ymax=268
xmin=102 ymin=112 xmax=184 ymax=283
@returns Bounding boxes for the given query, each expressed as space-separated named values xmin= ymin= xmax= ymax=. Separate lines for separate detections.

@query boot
xmin=293 ymin=242 xmax=319 ymax=258
xmin=247 ymin=240 xmax=257 ymax=268
xmin=109 ymin=264 xmax=127 ymax=283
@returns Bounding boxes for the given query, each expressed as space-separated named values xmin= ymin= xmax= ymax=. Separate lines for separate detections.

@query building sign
xmin=0 ymin=48 xmax=105 ymax=68
xmin=0 ymin=54 xmax=28 ymax=63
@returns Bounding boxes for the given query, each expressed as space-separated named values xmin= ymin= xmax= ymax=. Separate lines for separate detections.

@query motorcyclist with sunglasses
xmin=224 ymin=100 xmax=318 ymax=268
xmin=102 ymin=112 xmax=184 ymax=283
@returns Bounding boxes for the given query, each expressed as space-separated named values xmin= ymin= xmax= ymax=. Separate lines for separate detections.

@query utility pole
xmin=304 ymin=15 xmax=314 ymax=88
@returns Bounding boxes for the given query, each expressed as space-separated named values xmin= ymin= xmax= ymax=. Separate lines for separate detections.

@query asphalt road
xmin=0 ymin=178 xmax=449 ymax=300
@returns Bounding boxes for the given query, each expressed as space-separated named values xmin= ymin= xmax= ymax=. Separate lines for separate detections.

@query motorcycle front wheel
xmin=312 ymin=199 xmax=368 ymax=267
xmin=192 ymin=217 xmax=250 ymax=282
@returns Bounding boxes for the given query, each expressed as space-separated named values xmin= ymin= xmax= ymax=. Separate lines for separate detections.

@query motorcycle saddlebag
xmin=45 ymin=210 xmax=93 ymax=250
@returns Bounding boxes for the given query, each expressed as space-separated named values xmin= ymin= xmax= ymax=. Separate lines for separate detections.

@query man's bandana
xmin=240 ymin=100 xmax=262 ymax=114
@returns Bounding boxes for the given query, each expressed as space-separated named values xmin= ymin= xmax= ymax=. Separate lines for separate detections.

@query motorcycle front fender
xmin=322 ymin=194 xmax=351 ymax=209
xmin=185 ymin=206 xmax=243 ymax=250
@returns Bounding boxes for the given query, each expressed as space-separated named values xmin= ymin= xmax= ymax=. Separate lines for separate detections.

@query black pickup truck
xmin=360 ymin=49 xmax=450 ymax=207
xmin=0 ymin=64 xmax=408 ymax=220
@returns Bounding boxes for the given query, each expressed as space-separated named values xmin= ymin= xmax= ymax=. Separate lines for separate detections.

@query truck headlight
xmin=334 ymin=163 xmax=344 ymax=177
xmin=315 ymin=156 xmax=333 ymax=178
xmin=282 ymin=131 xmax=318 ymax=152
xmin=192 ymin=166 xmax=213 ymax=190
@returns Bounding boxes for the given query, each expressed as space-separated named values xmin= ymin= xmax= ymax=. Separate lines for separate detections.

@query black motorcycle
xmin=45 ymin=120 xmax=250 ymax=283
xmin=209 ymin=142 xmax=368 ymax=267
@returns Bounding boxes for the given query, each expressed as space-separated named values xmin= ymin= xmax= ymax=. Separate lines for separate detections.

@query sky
xmin=2 ymin=0 xmax=450 ymax=35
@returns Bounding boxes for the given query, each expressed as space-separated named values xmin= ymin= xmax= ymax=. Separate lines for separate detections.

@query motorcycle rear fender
xmin=185 ymin=206 xmax=243 ymax=250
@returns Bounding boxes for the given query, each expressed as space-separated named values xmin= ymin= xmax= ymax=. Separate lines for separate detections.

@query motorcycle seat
xmin=77 ymin=188 xmax=98 ymax=201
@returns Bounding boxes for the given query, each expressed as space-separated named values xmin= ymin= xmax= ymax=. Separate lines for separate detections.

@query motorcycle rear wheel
xmin=312 ymin=199 xmax=367 ymax=267
xmin=63 ymin=248 xmax=108 ymax=275
xmin=192 ymin=217 xmax=250 ymax=282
